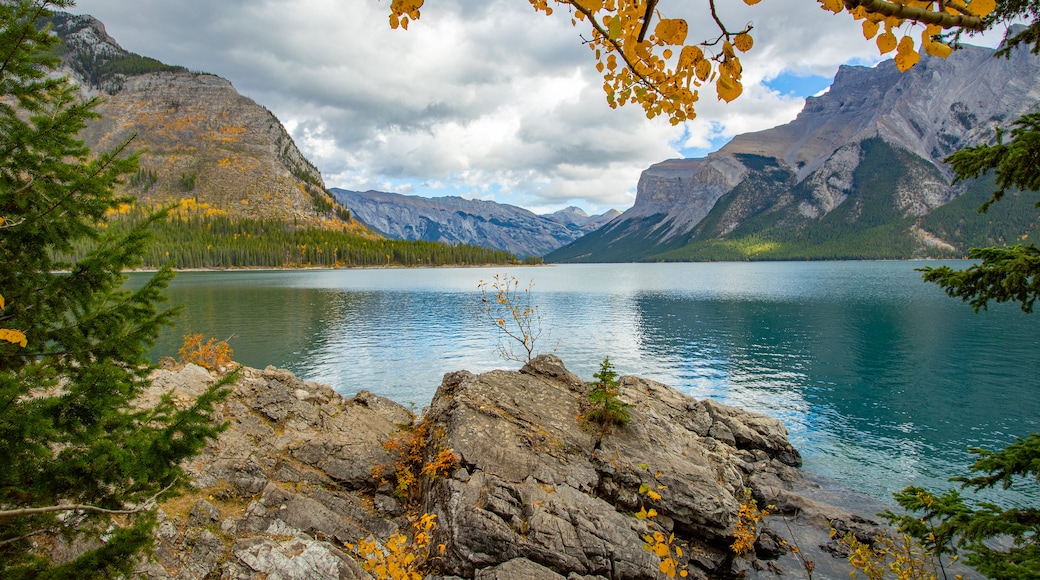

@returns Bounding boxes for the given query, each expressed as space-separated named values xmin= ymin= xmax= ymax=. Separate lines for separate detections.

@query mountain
xmin=548 ymin=34 xmax=1040 ymax=262
xmin=50 ymin=12 xmax=352 ymax=227
xmin=546 ymin=206 xmax=623 ymax=230
xmin=331 ymin=189 xmax=619 ymax=257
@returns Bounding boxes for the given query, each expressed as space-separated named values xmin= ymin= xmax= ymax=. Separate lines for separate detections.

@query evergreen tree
xmin=581 ymin=358 xmax=632 ymax=434
xmin=0 ymin=1 xmax=226 ymax=576
xmin=888 ymin=4 xmax=1040 ymax=578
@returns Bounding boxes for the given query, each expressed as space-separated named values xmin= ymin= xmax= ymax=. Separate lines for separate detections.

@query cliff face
xmin=549 ymin=37 xmax=1040 ymax=262
xmin=332 ymin=189 xmax=620 ymax=257
xmin=125 ymin=356 xmax=885 ymax=579
xmin=54 ymin=12 xmax=348 ymax=226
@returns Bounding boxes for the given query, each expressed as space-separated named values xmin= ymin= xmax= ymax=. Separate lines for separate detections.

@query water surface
xmin=137 ymin=262 xmax=1040 ymax=505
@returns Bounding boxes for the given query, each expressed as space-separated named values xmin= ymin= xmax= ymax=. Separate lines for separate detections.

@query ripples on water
xmin=138 ymin=262 xmax=1040 ymax=506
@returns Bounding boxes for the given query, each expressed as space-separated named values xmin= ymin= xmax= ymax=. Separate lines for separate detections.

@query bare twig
xmin=0 ymin=481 xmax=176 ymax=520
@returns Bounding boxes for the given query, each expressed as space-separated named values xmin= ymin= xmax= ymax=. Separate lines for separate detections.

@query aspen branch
xmin=564 ymin=0 xmax=664 ymax=98
xmin=844 ymin=0 xmax=985 ymax=30
xmin=637 ymin=0 xmax=658 ymax=42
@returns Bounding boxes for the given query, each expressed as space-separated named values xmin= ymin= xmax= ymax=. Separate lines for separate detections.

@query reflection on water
xmin=137 ymin=262 xmax=1040 ymax=505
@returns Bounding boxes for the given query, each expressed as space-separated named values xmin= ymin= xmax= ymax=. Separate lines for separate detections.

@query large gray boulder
xmin=138 ymin=364 xmax=412 ymax=579
xmin=422 ymin=355 xmax=804 ymax=579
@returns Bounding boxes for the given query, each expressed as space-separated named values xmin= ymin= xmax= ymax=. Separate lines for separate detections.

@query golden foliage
xmin=634 ymin=465 xmax=689 ymax=578
xmin=178 ymin=333 xmax=235 ymax=372
xmin=0 ymin=293 xmax=26 ymax=348
xmin=349 ymin=513 xmax=441 ymax=580
xmin=840 ymin=529 xmax=956 ymax=580
xmin=731 ymin=487 xmax=770 ymax=556
xmin=374 ymin=420 xmax=459 ymax=503
xmin=388 ymin=0 xmax=995 ymax=124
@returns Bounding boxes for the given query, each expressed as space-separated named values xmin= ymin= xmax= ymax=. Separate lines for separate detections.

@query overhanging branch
xmin=845 ymin=0 xmax=985 ymax=30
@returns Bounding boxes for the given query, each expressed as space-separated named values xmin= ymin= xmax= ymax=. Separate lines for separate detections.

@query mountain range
xmin=332 ymin=189 xmax=620 ymax=257
xmin=52 ymin=11 xmax=1040 ymax=263
xmin=548 ymin=31 xmax=1040 ymax=262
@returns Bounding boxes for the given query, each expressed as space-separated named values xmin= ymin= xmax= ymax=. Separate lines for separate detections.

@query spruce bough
xmin=0 ymin=1 xmax=227 ymax=576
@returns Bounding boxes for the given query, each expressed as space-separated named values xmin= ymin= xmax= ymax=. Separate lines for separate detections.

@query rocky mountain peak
xmin=548 ymin=37 xmax=1040 ymax=262
xmin=52 ymin=10 xmax=350 ymax=226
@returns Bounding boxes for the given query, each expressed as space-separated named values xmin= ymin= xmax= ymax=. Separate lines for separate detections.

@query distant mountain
xmin=51 ymin=12 xmax=353 ymax=227
xmin=548 ymin=33 xmax=1040 ymax=262
xmin=546 ymin=206 xmax=622 ymax=230
xmin=331 ymin=189 xmax=619 ymax=257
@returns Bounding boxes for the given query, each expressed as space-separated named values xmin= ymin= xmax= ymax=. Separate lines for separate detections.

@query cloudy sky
xmin=70 ymin=0 xmax=1004 ymax=215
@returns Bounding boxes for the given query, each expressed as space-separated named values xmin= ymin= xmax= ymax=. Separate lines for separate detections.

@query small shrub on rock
xmin=178 ymin=333 xmax=235 ymax=372
xmin=580 ymin=358 xmax=632 ymax=433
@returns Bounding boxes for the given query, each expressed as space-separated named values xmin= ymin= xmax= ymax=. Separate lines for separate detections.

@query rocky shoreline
xmin=136 ymin=355 xmax=887 ymax=579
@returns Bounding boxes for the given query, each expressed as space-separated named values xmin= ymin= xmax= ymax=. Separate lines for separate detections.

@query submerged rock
xmin=136 ymin=356 xmax=876 ymax=579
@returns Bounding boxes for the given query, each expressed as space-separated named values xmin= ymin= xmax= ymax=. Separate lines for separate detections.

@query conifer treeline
xmin=63 ymin=207 xmax=535 ymax=269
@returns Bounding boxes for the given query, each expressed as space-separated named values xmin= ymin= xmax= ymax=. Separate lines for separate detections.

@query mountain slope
xmin=52 ymin=12 xmax=352 ymax=227
xmin=548 ymin=36 xmax=1040 ymax=263
xmin=332 ymin=189 xmax=619 ymax=257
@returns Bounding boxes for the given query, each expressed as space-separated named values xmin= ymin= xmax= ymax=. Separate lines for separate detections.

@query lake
xmin=133 ymin=261 xmax=1040 ymax=506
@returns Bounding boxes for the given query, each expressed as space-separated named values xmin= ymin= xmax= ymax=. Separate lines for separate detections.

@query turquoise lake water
xmin=133 ymin=261 xmax=1040 ymax=506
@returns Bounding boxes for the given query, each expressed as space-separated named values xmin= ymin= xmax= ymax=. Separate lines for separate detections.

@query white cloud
xmin=71 ymin=0 xmax=1006 ymax=213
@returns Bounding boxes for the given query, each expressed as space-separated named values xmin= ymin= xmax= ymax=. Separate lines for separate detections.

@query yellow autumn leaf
xmin=877 ymin=30 xmax=897 ymax=54
xmin=819 ymin=0 xmax=843 ymax=13
xmin=654 ymin=18 xmax=688 ymax=45
xmin=0 ymin=293 xmax=5 ymax=310
xmin=862 ymin=19 xmax=880 ymax=40
xmin=717 ymin=74 xmax=742 ymax=102
xmin=924 ymin=40 xmax=953 ymax=58
xmin=653 ymin=543 xmax=671 ymax=557
xmin=722 ymin=39 xmax=735 ymax=59
xmin=678 ymin=45 xmax=704 ymax=70
xmin=0 ymin=328 xmax=27 ymax=348
xmin=576 ymin=0 xmax=605 ymax=11
xmin=734 ymin=32 xmax=754 ymax=52
xmin=743 ymin=0 xmax=761 ymax=4
xmin=694 ymin=58 xmax=712 ymax=81
xmin=647 ymin=489 xmax=662 ymax=501
xmin=390 ymin=0 xmax=423 ymax=19
xmin=969 ymin=0 xmax=996 ymax=17
xmin=895 ymin=36 xmax=920 ymax=71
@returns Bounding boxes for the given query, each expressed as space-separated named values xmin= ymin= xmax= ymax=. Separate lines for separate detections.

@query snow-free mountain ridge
xmin=549 ymin=31 xmax=1040 ymax=262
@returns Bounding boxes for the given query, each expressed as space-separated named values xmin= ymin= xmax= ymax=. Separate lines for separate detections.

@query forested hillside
xmin=59 ymin=204 xmax=527 ymax=269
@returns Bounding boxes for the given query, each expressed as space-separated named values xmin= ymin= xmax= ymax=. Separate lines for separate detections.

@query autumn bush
xmin=374 ymin=419 xmax=458 ymax=503
xmin=840 ymin=529 xmax=948 ymax=580
xmin=731 ymin=488 xmax=771 ymax=557
xmin=349 ymin=513 xmax=441 ymax=580
xmin=178 ymin=333 xmax=235 ymax=372
xmin=477 ymin=274 xmax=551 ymax=363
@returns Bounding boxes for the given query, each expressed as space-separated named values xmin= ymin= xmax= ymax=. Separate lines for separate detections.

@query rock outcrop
xmin=136 ymin=356 xmax=882 ymax=579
